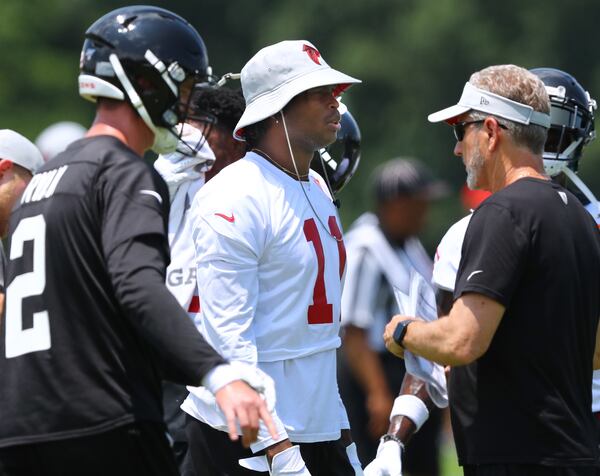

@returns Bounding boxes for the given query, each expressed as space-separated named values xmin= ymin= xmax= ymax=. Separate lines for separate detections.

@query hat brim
xmin=234 ymin=68 xmax=361 ymax=140
xmin=427 ymin=104 xmax=471 ymax=124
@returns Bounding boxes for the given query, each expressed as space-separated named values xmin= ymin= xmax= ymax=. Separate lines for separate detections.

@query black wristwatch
xmin=392 ymin=319 xmax=416 ymax=348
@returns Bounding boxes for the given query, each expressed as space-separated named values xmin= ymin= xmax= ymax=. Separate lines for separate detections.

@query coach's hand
xmin=363 ymin=437 xmax=403 ymax=476
xmin=384 ymin=315 xmax=413 ymax=359
xmin=215 ymin=380 xmax=278 ymax=447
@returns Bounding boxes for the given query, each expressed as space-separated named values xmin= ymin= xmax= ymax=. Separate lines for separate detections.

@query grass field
xmin=440 ymin=439 xmax=462 ymax=476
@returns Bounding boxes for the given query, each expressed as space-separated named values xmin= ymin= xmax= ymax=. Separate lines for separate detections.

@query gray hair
xmin=468 ymin=65 xmax=550 ymax=154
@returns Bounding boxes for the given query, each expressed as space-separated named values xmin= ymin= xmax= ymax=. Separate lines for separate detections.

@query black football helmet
xmin=530 ymin=68 xmax=596 ymax=176
xmin=311 ymin=108 xmax=361 ymax=199
xmin=78 ymin=6 xmax=211 ymax=153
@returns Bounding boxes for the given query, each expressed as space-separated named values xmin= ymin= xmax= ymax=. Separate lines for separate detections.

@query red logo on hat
xmin=302 ymin=44 xmax=321 ymax=65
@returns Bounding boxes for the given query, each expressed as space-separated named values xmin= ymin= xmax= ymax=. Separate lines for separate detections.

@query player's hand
xmin=215 ymin=380 xmax=278 ymax=447
xmin=363 ymin=438 xmax=403 ymax=476
xmin=383 ymin=315 xmax=413 ymax=359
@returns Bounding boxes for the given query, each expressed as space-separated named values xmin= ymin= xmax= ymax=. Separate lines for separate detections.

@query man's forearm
xmin=384 ymin=374 xmax=434 ymax=444
xmin=402 ymin=317 xmax=470 ymax=366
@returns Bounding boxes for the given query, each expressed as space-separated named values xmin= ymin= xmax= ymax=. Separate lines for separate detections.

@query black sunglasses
xmin=453 ymin=119 xmax=508 ymax=141
xmin=452 ymin=120 xmax=484 ymax=141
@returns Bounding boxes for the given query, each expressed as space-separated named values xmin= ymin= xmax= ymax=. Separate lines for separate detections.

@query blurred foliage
xmin=1 ymin=0 xmax=599 ymax=252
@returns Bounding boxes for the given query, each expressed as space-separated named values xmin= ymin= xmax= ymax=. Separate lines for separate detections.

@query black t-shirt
xmin=0 ymin=136 xmax=225 ymax=448
xmin=450 ymin=178 xmax=600 ymax=466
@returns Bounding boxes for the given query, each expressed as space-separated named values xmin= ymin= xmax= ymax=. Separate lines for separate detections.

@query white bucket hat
xmin=428 ymin=82 xmax=551 ymax=128
xmin=234 ymin=40 xmax=361 ymax=140
xmin=0 ymin=129 xmax=44 ymax=174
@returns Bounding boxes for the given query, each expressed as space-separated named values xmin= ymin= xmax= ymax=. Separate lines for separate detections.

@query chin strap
xmin=109 ymin=53 xmax=179 ymax=154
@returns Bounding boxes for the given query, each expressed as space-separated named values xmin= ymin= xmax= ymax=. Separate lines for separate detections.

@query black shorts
xmin=0 ymin=421 xmax=178 ymax=476
xmin=463 ymin=464 xmax=600 ymax=476
xmin=183 ymin=416 xmax=356 ymax=476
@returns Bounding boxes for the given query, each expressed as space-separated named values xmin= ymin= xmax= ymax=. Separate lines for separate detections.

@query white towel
xmin=393 ymin=276 xmax=448 ymax=408
xmin=345 ymin=213 xmax=448 ymax=408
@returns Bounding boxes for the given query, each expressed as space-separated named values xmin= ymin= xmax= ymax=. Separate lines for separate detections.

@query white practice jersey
xmin=433 ymin=201 xmax=600 ymax=412
xmin=431 ymin=213 xmax=472 ymax=292
xmin=181 ymin=152 xmax=349 ymax=449
xmin=164 ymin=179 xmax=204 ymax=327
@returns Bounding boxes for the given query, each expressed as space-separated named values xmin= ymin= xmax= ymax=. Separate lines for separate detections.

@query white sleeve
xmin=194 ymin=217 xmax=259 ymax=364
xmin=431 ymin=214 xmax=472 ymax=292
xmin=192 ymin=207 xmax=290 ymax=451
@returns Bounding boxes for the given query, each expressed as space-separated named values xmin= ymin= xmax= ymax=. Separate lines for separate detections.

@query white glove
xmin=346 ymin=442 xmax=364 ymax=475
xmin=239 ymin=445 xmax=311 ymax=475
xmin=363 ymin=438 xmax=403 ymax=476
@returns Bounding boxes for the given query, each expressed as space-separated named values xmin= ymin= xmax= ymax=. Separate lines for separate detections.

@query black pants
xmin=0 ymin=422 xmax=179 ymax=476
xmin=463 ymin=464 xmax=600 ymax=476
xmin=184 ymin=416 xmax=356 ymax=476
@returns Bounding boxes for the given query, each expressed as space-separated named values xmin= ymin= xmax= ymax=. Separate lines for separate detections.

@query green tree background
xmin=2 ymin=0 xmax=599 ymax=252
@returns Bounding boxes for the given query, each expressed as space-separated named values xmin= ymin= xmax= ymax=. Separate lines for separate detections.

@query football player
xmin=0 ymin=7 xmax=275 ymax=476
xmin=155 ymin=86 xmax=247 ymax=470
xmin=180 ymin=40 xmax=363 ymax=475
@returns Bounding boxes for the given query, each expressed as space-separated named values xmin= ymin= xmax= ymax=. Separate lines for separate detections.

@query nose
xmin=330 ymin=94 xmax=339 ymax=109
xmin=454 ymin=140 xmax=463 ymax=158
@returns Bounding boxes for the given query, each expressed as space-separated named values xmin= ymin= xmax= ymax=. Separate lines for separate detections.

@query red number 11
xmin=303 ymin=217 xmax=346 ymax=324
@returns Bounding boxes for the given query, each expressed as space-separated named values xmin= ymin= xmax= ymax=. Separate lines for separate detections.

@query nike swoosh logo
xmin=139 ymin=189 xmax=163 ymax=204
xmin=467 ymin=270 xmax=483 ymax=281
xmin=215 ymin=212 xmax=235 ymax=223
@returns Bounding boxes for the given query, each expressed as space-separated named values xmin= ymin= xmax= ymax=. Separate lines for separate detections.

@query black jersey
xmin=0 ymin=136 xmax=225 ymax=448
xmin=450 ymin=178 xmax=600 ymax=466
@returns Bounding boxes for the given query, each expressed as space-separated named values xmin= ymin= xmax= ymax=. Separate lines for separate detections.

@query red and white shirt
xmin=182 ymin=152 xmax=349 ymax=450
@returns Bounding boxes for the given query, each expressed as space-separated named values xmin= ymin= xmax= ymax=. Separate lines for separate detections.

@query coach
xmin=384 ymin=65 xmax=600 ymax=476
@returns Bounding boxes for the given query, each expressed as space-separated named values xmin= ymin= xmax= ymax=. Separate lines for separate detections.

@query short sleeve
xmin=454 ymin=203 xmax=529 ymax=307
xmin=98 ymin=155 xmax=170 ymax=259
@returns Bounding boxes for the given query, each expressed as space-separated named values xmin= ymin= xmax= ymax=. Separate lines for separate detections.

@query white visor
xmin=428 ymin=82 xmax=551 ymax=128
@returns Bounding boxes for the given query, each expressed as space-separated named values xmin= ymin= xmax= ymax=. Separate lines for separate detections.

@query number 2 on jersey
xmin=303 ymin=217 xmax=346 ymax=324
xmin=5 ymin=215 xmax=50 ymax=358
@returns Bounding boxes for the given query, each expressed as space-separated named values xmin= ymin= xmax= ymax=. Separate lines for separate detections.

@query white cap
xmin=35 ymin=121 xmax=87 ymax=161
xmin=234 ymin=40 xmax=361 ymax=140
xmin=0 ymin=130 xmax=44 ymax=174
xmin=428 ymin=82 xmax=551 ymax=128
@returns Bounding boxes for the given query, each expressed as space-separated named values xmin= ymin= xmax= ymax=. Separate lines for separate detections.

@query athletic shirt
xmin=181 ymin=152 xmax=349 ymax=450
xmin=434 ymin=200 xmax=600 ymax=413
xmin=0 ymin=136 xmax=225 ymax=448
xmin=449 ymin=178 xmax=600 ymax=466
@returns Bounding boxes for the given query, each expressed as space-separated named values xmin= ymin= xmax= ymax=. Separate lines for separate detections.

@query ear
xmin=0 ymin=159 xmax=14 ymax=177
xmin=483 ymin=117 xmax=501 ymax=152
